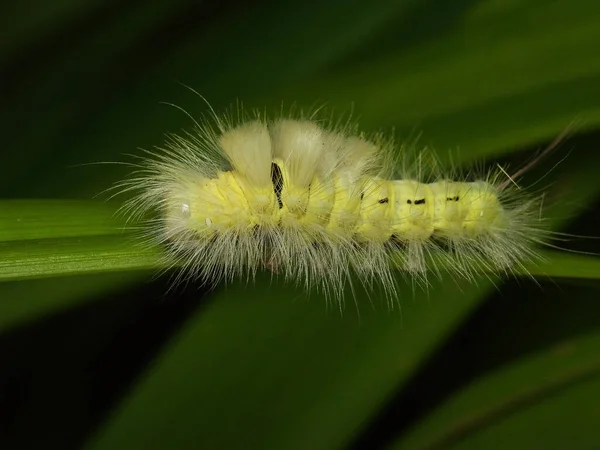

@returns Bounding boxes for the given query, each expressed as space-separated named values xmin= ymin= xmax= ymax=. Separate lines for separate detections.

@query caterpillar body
xmin=119 ymin=107 xmax=551 ymax=304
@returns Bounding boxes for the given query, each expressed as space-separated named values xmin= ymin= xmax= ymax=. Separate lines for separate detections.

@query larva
xmin=117 ymin=105 xmax=559 ymax=304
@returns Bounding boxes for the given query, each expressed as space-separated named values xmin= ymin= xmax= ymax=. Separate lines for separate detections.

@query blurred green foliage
xmin=1 ymin=1 xmax=600 ymax=449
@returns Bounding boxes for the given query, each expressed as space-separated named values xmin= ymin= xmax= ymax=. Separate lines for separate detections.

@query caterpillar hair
xmin=114 ymin=101 xmax=570 ymax=307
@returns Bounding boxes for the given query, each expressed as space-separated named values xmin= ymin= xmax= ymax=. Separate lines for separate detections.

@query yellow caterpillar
xmin=118 ymin=107 xmax=554 ymax=303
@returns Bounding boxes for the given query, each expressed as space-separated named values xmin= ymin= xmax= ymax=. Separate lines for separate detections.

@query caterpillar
xmin=117 ymin=103 xmax=564 ymax=305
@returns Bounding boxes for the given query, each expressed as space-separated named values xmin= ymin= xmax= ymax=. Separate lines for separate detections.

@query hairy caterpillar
xmin=116 ymin=103 xmax=565 ymax=304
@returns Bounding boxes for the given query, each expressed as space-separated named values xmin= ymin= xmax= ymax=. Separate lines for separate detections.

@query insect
xmin=115 ymin=101 xmax=569 ymax=306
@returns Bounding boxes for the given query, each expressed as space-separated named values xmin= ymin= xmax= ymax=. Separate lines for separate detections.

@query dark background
xmin=2 ymin=1 xmax=600 ymax=449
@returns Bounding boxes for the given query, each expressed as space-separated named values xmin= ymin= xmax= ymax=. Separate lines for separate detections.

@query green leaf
xmin=0 ymin=199 xmax=158 ymax=331
xmin=528 ymin=251 xmax=600 ymax=281
xmin=392 ymin=330 xmax=600 ymax=450
xmin=0 ymin=235 xmax=159 ymax=281
xmin=0 ymin=199 xmax=124 ymax=241
xmin=0 ymin=199 xmax=161 ymax=281
xmin=1 ymin=198 xmax=599 ymax=284
xmin=84 ymin=277 xmax=491 ymax=450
